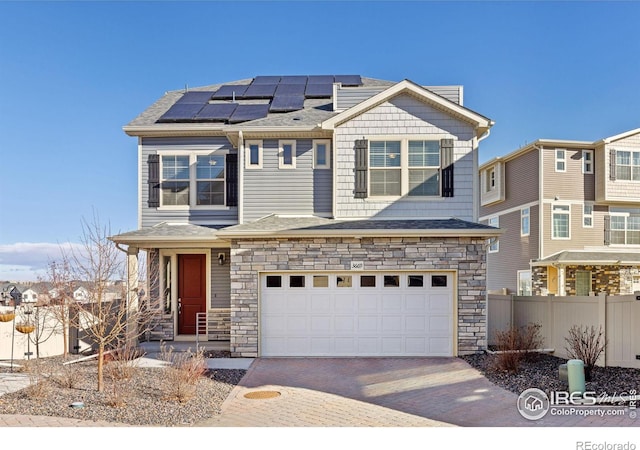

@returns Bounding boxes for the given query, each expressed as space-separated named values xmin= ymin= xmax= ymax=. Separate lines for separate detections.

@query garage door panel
xmin=311 ymin=316 xmax=332 ymax=332
xmin=261 ymin=272 xmax=454 ymax=357
xmin=406 ymin=316 xmax=427 ymax=332
xmin=358 ymin=316 xmax=379 ymax=332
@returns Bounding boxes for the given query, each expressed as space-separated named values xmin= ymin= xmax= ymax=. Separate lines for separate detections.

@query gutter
xmin=216 ymin=227 xmax=503 ymax=240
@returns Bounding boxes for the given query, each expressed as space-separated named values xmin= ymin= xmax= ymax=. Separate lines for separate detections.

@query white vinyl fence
xmin=488 ymin=294 xmax=640 ymax=369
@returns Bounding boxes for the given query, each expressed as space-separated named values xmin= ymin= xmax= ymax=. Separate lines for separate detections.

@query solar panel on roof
xmin=212 ymin=85 xmax=249 ymax=100
xmin=270 ymin=95 xmax=305 ymax=113
xmin=279 ymin=76 xmax=308 ymax=85
xmin=305 ymin=83 xmax=333 ymax=98
xmin=157 ymin=103 xmax=205 ymax=122
xmin=195 ymin=103 xmax=238 ymax=121
xmin=228 ymin=104 xmax=270 ymax=123
xmin=243 ymin=83 xmax=277 ymax=99
xmin=334 ymin=75 xmax=362 ymax=86
xmin=275 ymin=83 xmax=306 ymax=96
xmin=175 ymin=91 xmax=214 ymax=104
xmin=307 ymin=75 xmax=334 ymax=84
xmin=252 ymin=76 xmax=281 ymax=85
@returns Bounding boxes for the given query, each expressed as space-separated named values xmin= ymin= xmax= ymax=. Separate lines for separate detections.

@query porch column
xmin=558 ymin=265 xmax=566 ymax=296
xmin=126 ymin=246 xmax=139 ymax=346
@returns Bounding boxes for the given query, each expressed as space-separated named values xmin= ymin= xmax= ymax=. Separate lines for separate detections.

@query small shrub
xmin=104 ymin=345 xmax=142 ymax=381
xmin=51 ymin=363 xmax=84 ymax=389
xmin=494 ymin=322 xmax=544 ymax=373
xmin=159 ymin=344 xmax=207 ymax=403
xmin=564 ymin=324 xmax=607 ymax=381
xmin=21 ymin=360 xmax=50 ymax=400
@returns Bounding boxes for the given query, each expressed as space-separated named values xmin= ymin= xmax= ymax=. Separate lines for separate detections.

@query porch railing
xmin=195 ymin=312 xmax=207 ymax=349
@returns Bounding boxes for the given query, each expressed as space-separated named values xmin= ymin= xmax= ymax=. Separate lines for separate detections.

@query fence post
xmin=598 ymin=292 xmax=607 ymax=367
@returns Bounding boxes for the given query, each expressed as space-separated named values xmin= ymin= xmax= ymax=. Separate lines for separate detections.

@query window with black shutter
xmin=440 ymin=138 xmax=454 ymax=198
xmin=354 ymin=139 xmax=368 ymax=198
xmin=147 ymin=154 xmax=160 ymax=207
xmin=226 ymin=153 xmax=238 ymax=207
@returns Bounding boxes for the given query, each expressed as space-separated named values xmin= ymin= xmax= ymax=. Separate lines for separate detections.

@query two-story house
xmin=111 ymin=75 xmax=500 ymax=358
xmin=480 ymin=128 xmax=640 ymax=296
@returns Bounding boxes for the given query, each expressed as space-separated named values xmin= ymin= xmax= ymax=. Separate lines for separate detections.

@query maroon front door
xmin=178 ymin=254 xmax=206 ymax=335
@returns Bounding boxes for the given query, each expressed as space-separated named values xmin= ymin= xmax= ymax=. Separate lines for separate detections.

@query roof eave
xmin=216 ymin=228 xmax=502 ymax=239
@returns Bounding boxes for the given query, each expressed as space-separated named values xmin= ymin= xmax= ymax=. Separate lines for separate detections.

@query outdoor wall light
xmin=218 ymin=253 xmax=226 ymax=265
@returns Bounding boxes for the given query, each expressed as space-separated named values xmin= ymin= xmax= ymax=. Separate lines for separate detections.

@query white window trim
xmin=551 ymin=203 xmax=571 ymax=240
xmin=517 ymin=270 xmax=532 ymax=296
xmin=488 ymin=216 xmax=499 ymax=252
xmin=582 ymin=149 xmax=594 ymax=174
xmin=157 ymin=149 xmax=229 ymax=210
xmin=313 ymin=139 xmax=331 ymax=169
xmin=367 ymin=137 xmax=446 ymax=199
xmin=614 ymin=148 xmax=640 ymax=182
xmin=521 ymin=207 xmax=530 ymax=237
xmin=245 ymin=140 xmax=263 ymax=169
xmin=583 ymin=202 xmax=594 ymax=228
xmin=555 ymin=149 xmax=566 ymax=173
xmin=278 ymin=140 xmax=296 ymax=169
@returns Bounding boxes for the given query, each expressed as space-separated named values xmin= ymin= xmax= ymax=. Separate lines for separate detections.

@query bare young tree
xmin=58 ymin=212 xmax=157 ymax=392
xmin=43 ymin=259 xmax=76 ymax=358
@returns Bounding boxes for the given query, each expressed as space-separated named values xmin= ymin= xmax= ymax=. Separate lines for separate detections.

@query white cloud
xmin=0 ymin=242 xmax=84 ymax=282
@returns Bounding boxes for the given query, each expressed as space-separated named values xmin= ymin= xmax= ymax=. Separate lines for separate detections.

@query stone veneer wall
xmin=533 ymin=265 xmax=638 ymax=296
xmin=229 ymin=236 xmax=487 ymax=357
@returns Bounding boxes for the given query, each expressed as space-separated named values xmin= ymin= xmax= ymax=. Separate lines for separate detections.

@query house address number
xmin=350 ymin=261 xmax=364 ymax=271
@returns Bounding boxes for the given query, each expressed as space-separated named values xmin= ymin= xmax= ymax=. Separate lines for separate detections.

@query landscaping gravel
xmin=462 ymin=352 xmax=640 ymax=404
xmin=0 ymin=355 xmax=246 ymax=426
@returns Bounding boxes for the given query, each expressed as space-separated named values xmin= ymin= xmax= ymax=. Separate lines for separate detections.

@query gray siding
xmin=242 ymin=139 xmax=332 ymax=222
xmin=336 ymin=86 xmax=462 ymax=110
xmin=140 ymin=137 xmax=238 ymax=228
xmin=481 ymin=148 xmax=539 ymax=217
xmin=210 ymin=248 xmax=230 ymax=309
xmin=542 ymin=147 xmax=595 ymax=201
xmin=598 ymin=133 xmax=640 ymax=202
xmin=334 ymin=94 xmax=477 ymax=221
xmin=542 ymin=202 xmax=609 ymax=257
xmin=485 ymin=205 xmax=539 ymax=293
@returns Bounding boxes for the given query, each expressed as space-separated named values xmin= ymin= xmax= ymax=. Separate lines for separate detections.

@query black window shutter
xmin=147 ymin=154 xmax=160 ymax=208
xmin=440 ymin=139 xmax=454 ymax=197
xmin=603 ymin=215 xmax=611 ymax=246
xmin=354 ymin=139 xmax=368 ymax=198
xmin=609 ymin=149 xmax=616 ymax=181
xmin=226 ymin=153 xmax=238 ymax=207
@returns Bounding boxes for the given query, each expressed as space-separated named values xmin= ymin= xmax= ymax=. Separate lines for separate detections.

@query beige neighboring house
xmin=480 ymin=127 xmax=640 ymax=296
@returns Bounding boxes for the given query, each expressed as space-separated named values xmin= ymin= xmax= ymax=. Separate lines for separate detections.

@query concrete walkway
xmin=1 ymin=357 xmax=638 ymax=427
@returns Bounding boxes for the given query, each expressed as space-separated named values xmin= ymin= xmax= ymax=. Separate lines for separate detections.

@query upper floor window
xmin=583 ymin=203 xmax=594 ymax=228
xmin=552 ymin=204 xmax=571 ymax=239
xmin=279 ymin=140 xmax=296 ymax=169
xmin=408 ymin=140 xmax=440 ymax=196
xmin=615 ymin=150 xmax=640 ymax=181
xmin=555 ymin=149 xmax=566 ymax=172
xmin=160 ymin=152 xmax=226 ymax=207
xmin=196 ymin=155 xmax=225 ymax=205
xmin=314 ymin=140 xmax=331 ymax=169
xmin=582 ymin=150 xmax=593 ymax=174
xmin=369 ymin=140 xmax=443 ymax=197
xmin=370 ymin=141 xmax=401 ymax=196
xmin=608 ymin=214 xmax=640 ymax=245
xmin=245 ymin=140 xmax=263 ymax=169
xmin=161 ymin=155 xmax=190 ymax=206
xmin=488 ymin=216 xmax=499 ymax=252
xmin=521 ymin=207 xmax=530 ymax=236
xmin=486 ymin=167 xmax=496 ymax=191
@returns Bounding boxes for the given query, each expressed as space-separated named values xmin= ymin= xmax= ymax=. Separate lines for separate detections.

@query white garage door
xmin=260 ymin=272 xmax=454 ymax=357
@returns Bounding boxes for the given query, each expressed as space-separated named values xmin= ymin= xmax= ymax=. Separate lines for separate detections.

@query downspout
xmin=474 ymin=128 xmax=492 ymax=222
xmin=238 ymin=131 xmax=244 ymax=224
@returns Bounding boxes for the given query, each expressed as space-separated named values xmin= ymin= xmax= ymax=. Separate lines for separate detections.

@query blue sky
xmin=1 ymin=0 xmax=639 ymax=282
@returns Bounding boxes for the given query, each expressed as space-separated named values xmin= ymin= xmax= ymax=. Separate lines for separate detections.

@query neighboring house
xmin=111 ymin=75 xmax=500 ymax=357
xmin=479 ymin=128 xmax=640 ymax=296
